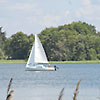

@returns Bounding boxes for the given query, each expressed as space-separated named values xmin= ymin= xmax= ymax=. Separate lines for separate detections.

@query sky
xmin=0 ymin=0 xmax=100 ymax=37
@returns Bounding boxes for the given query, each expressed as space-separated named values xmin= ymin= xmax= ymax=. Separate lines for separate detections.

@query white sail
xmin=26 ymin=43 xmax=35 ymax=67
xmin=34 ymin=34 xmax=48 ymax=64
xmin=26 ymin=34 xmax=48 ymax=67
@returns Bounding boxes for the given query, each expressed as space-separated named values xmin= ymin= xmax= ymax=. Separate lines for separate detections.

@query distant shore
xmin=0 ymin=60 xmax=100 ymax=63
xmin=49 ymin=60 xmax=100 ymax=63
xmin=0 ymin=60 xmax=26 ymax=63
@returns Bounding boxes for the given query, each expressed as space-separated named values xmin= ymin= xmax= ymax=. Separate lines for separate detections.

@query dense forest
xmin=0 ymin=21 xmax=100 ymax=61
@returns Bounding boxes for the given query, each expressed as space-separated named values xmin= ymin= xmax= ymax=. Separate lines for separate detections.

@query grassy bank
xmin=0 ymin=60 xmax=26 ymax=63
xmin=50 ymin=60 xmax=100 ymax=63
xmin=0 ymin=60 xmax=100 ymax=63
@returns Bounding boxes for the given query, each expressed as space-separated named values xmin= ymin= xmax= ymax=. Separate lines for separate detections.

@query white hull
xmin=26 ymin=65 xmax=56 ymax=71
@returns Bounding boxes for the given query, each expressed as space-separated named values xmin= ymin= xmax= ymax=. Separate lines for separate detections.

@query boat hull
xmin=25 ymin=65 xmax=56 ymax=71
xmin=26 ymin=67 xmax=55 ymax=71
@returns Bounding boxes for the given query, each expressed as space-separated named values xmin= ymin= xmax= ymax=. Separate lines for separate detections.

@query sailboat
xmin=26 ymin=34 xmax=56 ymax=71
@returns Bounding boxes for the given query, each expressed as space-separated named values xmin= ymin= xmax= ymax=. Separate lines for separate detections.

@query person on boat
xmin=54 ymin=65 xmax=56 ymax=71
xmin=48 ymin=64 xmax=51 ymax=68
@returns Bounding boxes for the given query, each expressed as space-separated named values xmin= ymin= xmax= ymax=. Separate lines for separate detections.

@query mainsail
xmin=26 ymin=34 xmax=48 ymax=67
xmin=34 ymin=34 xmax=48 ymax=63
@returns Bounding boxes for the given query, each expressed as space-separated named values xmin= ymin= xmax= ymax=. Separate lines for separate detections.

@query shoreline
xmin=0 ymin=60 xmax=100 ymax=63
xmin=49 ymin=60 xmax=100 ymax=63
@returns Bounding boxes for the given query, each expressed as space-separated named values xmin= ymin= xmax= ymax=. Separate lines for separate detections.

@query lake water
xmin=0 ymin=63 xmax=100 ymax=100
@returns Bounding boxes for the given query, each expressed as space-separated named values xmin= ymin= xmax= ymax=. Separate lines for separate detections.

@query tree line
xmin=0 ymin=21 xmax=100 ymax=61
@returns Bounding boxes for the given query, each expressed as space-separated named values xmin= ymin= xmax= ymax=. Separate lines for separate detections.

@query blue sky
xmin=0 ymin=0 xmax=100 ymax=37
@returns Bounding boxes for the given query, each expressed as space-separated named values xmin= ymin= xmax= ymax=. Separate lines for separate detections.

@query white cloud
xmin=0 ymin=2 xmax=40 ymax=14
xmin=42 ymin=15 xmax=61 ymax=27
xmin=75 ymin=7 xmax=92 ymax=18
xmin=65 ymin=10 xmax=70 ymax=17
xmin=9 ymin=3 xmax=37 ymax=11
xmin=81 ymin=0 xmax=91 ymax=6
xmin=0 ymin=0 xmax=8 ymax=3
xmin=75 ymin=0 xmax=100 ymax=21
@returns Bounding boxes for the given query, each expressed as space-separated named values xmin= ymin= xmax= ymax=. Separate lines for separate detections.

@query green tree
xmin=88 ymin=48 xmax=97 ymax=60
xmin=4 ymin=38 xmax=12 ymax=59
xmin=27 ymin=34 xmax=34 ymax=58
xmin=39 ymin=21 xmax=99 ymax=61
xmin=9 ymin=32 xmax=29 ymax=59
xmin=0 ymin=49 xmax=4 ymax=59
xmin=2 ymin=21 xmax=100 ymax=61
xmin=71 ymin=21 xmax=96 ymax=35
xmin=0 ymin=27 xmax=6 ymax=44
xmin=0 ymin=27 xmax=6 ymax=59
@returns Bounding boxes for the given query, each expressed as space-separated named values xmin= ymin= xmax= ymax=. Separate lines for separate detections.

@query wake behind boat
xmin=26 ymin=34 xmax=56 ymax=71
